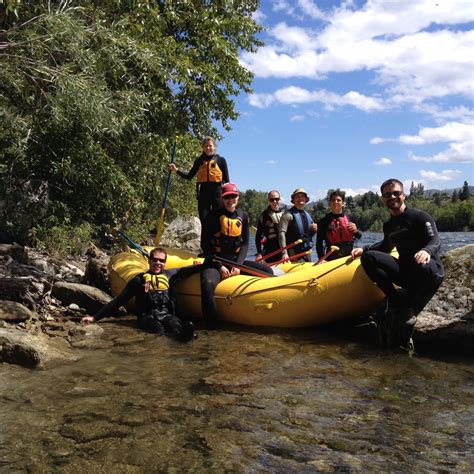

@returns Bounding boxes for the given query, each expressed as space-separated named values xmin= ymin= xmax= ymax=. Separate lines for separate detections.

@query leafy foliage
xmin=0 ymin=0 xmax=262 ymax=248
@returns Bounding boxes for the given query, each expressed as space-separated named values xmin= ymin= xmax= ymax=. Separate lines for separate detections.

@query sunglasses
xmin=382 ymin=191 xmax=403 ymax=199
xmin=269 ymin=197 xmax=280 ymax=202
xmin=223 ymin=194 xmax=238 ymax=200
xmin=150 ymin=257 xmax=166 ymax=263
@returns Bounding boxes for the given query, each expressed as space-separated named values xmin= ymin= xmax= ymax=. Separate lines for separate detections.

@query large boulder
xmin=52 ymin=282 xmax=112 ymax=314
xmin=414 ymin=244 xmax=473 ymax=349
xmin=0 ymin=300 xmax=36 ymax=322
xmin=160 ymin=215 xmax=201 ymax=253
xmin=0 ymin=327 xmax=79 ymax=368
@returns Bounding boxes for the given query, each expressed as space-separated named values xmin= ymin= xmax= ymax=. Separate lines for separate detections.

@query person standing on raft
xmin=279 ymin=188 xmax=317 ymax=263
xmin=171 ymin=182 xmax=273 ymax=327
xmin=351 ymin=178 xmax=444 ymax=349
xmin=316 ymin=189 xmax=361 ymax=262
xmin=255 ymin=190 xmax=284 ymax=263
xmin=169 ymin=136 xmax=229 ymax=248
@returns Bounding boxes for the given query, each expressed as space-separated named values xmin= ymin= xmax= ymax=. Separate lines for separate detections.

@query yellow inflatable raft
xmin=108 ymin=247 xmax=385 ymax=328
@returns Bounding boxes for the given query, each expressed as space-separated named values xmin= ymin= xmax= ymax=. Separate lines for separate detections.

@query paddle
xmin=155 ymin=138 xmax=178 ymax=245
xmin=117 ymin=230 xmax=150 ymax=258
xmin=212 ymin=255 xmax=274 ymax=278
xmin=268 ymin=249 xmax=312 ymax=266
xmin=314 ymin=245 xmax=340 ymax=265
xmin=255 ymin=238 xmax=304 ymax=262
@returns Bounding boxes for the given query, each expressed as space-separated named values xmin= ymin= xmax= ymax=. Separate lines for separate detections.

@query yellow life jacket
xmin=212 ymin=210 xmax=244 ymax=255
xmin=142 ymin=272 xmax=169 ymax=293
xmin=196 ymin=158 xmax=223 ymax=183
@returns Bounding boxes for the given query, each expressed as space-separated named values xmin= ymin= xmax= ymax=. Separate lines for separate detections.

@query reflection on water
xmin=1 ymin=322 xmax=473 ymax=471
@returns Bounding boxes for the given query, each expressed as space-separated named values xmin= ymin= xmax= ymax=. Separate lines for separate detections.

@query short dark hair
xmin=380 ymin=179 xmax=404 ymax=193
xmin=329 ymin=189 xmax=346 ymax=201
xmin=267 ymin=190 xmax=280 ymax=198
xmin=149 ymin=247 xmax=167 ymax=260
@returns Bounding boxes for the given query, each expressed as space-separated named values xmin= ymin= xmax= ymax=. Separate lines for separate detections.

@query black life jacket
xmin=211 ymin=209 xmax=244 ymax=256
xmin=326 ymin=214 xmax=354 ymax=245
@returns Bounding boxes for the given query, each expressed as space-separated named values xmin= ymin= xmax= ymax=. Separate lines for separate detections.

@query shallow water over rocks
xmin=1 ymin=320 xmax=473 ymax=472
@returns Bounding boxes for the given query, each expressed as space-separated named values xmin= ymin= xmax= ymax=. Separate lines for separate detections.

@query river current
xmin=1 ymin=233 xmax=473 ymax=472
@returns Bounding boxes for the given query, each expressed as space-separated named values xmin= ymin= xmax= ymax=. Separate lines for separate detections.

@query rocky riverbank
xmin=0 ymin=227 xmax=472 ymax=368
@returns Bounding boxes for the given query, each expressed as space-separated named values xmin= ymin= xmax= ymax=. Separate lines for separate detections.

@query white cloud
xmin=264 ymin=160 xmax=276 ymax=165
xmin=374 ymin=157 xmax=392 ymax=166
xmin=297 ymin=0 xmax=325 ymax=20
xmin=290 ymin=114 xmax=305 ymax=122
xmin=343 ymin=186 xmax=375 ymax=197
xmin=409 ymin=141 xmax=473 ymax=163
xmin=249 ymin=86 xmax=385 ymax=112
xmin=240 ymin=1 xmax=474 ymax=105
xmin=419 ymin=169 xmax=462 ymax=182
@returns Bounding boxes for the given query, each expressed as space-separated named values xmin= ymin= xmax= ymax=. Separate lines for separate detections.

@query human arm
xmin=236 ymin=213 xmax=249 ymax=265
xmin=255 ymin=213 xmax=265 ymax=255
xmin=278 ymin=212 xmax=293 ymax=260
xmin=316 ymin=215 xmax=329 ymax=259
xmin=173 ymin=156 xmax=202 ymax=180
xmin=217 ymin=156 xmax=229 ymax=184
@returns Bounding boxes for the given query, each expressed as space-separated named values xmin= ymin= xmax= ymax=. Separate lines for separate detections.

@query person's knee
xmin=361 ymin=250 xmax=376 ymax=269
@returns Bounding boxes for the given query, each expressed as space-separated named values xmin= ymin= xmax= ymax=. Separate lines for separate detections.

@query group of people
xmin=82 ymin=137 xmax=445 ymax=350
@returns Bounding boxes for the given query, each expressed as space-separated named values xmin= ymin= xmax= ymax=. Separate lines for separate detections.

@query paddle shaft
xmin=155 ymin=139 xmax=178 ymax=245
xmin=315 ymin=245 xmax=340 ymax=265
xmin=256 ymin=238 xmax=303 ymax=262
xmin=212 ymin=255 xmax=274 ymax=278
xmin=117 ymin=230 xmax=149 ymax=258
xmin=269 ymin=249 xmax=312 ymax=266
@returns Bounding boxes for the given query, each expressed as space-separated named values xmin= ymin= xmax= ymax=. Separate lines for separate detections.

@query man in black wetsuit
xmin=255 ymin=190 xmax=284 ymax=263
xmin=81 ymin=247 xmax=196 ymax=342
xmin=171 ymin=182 xmax=273 ymax=326
xmin=169 ymin=137 xmax=229 ymax=248
xmin=351 ymin=178 xmax=444 ymax=349
xmin=316 ymin=189 xmax=361 ymax=262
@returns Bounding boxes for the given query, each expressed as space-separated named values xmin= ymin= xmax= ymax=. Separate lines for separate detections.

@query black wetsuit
xmin=94 ymin=269 xmax=185 ymax=337
xmin=255 ymin=206 xmax=284 ymax=263
xmin=177 ymin=153 xmax=229 ymax=246
xmin=171 ymin=207 xmax=273 ymax=323
xmin=361 ymin=207 xmax=444 ymax=314
xmin=316 ymin=212 xmax=361 ymax=261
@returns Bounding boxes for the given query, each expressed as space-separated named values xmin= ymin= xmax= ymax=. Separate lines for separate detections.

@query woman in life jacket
xmin=279 ymin=188 xmax=318 ymax=263
xmin=170 ymin=183 xmax=273 ymax=327
xmin=169 ymin=137 xmax=230 ymax=249
xmin=81 ymin=248 xmax=196 ymax=342
xmin=255 ymin=190 xmax=284 ymax=263
xmin=316 ymin=189 xmax=361 ymax=262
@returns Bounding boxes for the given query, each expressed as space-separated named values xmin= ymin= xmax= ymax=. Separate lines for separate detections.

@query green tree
xmin=459 ymin=181 xmax=471 ymax=201
xmin=238 ymin=189 xmax=268 ymax=226
xmin=0 ymin=0 xmax=262 ymax=245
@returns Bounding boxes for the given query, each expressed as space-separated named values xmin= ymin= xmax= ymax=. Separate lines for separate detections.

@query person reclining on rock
xmin=81 ymin=247 xmax=196 ymax=342
xmin=351 ymin=178 xmax=444 ymax=349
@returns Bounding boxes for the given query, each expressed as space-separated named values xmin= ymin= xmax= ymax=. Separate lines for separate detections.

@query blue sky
xmin=218 ymin=0 xmax=474 ymax=204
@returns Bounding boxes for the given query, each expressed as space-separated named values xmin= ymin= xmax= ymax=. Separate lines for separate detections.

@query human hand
xmin=255 ymin=253 xmax=263 ymax=262
xmin=81 ymin=315 xmax=96 ymax=324
xmin=169 ymin=163 xmax=178 ymax=173
xmin=219 ymin=265 xmax=232 ymax=279
xmin=351 ymin=248 xmax=363 ymax=259
xmin=414 ymin=249 xmax=431 ymax=264
xmin=310 ymin=223 xmax=318 ymax=233
xmin=230 ymin=267 xmax=241 ymax=276
xmin=348 ymin=222 xmax=357 ymax=233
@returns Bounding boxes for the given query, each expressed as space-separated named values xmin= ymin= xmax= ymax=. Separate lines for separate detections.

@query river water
xmin=1 ymin=233 xmax=473 ymax=472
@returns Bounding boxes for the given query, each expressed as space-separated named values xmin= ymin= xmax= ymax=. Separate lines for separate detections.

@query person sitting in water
xmin=81 ymin=247 xmax=196 ymax=342
xmin=279 ymin=188 xmax=317 ymax=263
xmin=169 ymin=136 xmax=229 ymax=248
xmin=170 ymin=182 xmax=273 ymax=327
xmin=255 ymin=190 xmax=285 ymax=263
xmin=316 ymin=189 xmax=361 ymax=262
xmin=351 ymin=178 xmax=444 ymax=349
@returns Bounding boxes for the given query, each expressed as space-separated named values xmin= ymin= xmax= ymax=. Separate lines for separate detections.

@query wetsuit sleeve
xmin=316 ymin=215 xmax=330 ymax=259
xmin=94 ymin=276 xmax=141 ymax=321
xmin=237 ymin=213 xmax=250 ymax=264
xmin=255 ymin=212 xmax=265 ymax=254
xmin=364 ymin=221 xmax=393 ymax=253
xmin=348 ymin=214 xmax=362 ymax=239
xmin=177 ymin=156 xmax=201 ymax=180
xmin=217 ymin=156 xmax=229 ymax=184
xmin=278 ymin=212 xmax=293 ymax=254
xmin=417 ymin=209 xmax=441 ymax=256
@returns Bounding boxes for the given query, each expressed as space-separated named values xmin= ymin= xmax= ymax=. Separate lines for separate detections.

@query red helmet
xmin=221 ymin=182 xmax=240 ymax=197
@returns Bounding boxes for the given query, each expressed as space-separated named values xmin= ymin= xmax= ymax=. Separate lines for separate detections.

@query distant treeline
xmin=239 ymin=181 xmax=473 ymax=232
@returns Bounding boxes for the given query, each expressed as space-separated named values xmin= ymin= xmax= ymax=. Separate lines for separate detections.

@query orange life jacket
xmin=196 ymin=158 xmax=223 ymax=183
xmin=211 ymin=210 xmax=244 ymax=255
